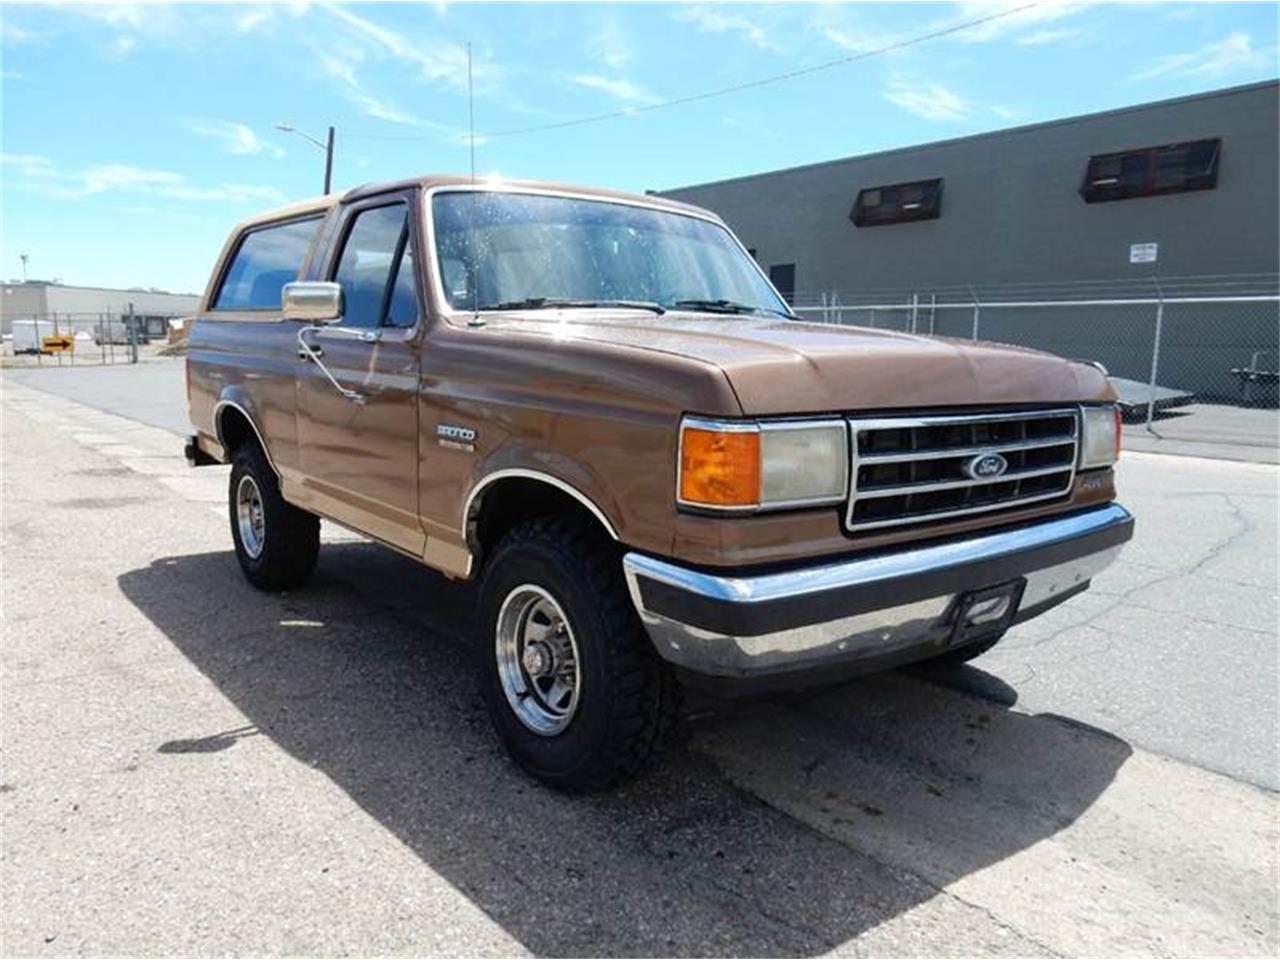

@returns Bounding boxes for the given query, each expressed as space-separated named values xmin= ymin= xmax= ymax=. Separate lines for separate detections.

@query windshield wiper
xmin=669 ymin=298 xmax=791 ymax=318
xmin=480 ymin=297 xmax=666 ymax=315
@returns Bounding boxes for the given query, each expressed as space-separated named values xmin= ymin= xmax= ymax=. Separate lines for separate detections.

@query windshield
xmin=431 ymin=191 xmax=790 ymax=317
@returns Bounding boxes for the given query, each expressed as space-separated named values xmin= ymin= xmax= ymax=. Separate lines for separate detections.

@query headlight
xmin=1079 ymin=404 xmax=1121 ymax=469
xmin=678 ymin=417 xmax=848 ymax=511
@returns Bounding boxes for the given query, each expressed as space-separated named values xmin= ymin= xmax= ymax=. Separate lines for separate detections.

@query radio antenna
xmin=467 ymin=42 xmax=476 ymax=182
xmin=466 ymin=41 xmax=483 ymax=327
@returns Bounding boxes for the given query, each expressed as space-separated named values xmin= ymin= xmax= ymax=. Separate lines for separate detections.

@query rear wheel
xmin=228 ymin=442 xmax=319 ymax=591
xmin=478 ymin=517 xmax=679 ymax=792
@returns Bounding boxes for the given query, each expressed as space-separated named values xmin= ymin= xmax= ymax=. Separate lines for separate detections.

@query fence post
xmin=909 ymin=293 xmax=919 ymax=333
xmin=128 ymin=301 xmax=139 ymax=364
xmin=928 ymin=293 xmax=937 ymax=335
xmin=1145 ymin=293 xmax=1165 ymax=436
xmin=969 ymin=287 xmax=981 ymax=341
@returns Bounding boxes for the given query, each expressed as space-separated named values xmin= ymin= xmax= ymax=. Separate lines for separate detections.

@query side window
xmin=385 ymin=243 xmax=419 ymax=329
xmin=213 ymin=217 xmax=321 ymax=310
xmin=331 ymin=202 xmax=419 ymax=329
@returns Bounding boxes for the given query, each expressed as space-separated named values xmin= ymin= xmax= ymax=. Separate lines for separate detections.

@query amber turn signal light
xmin=679 ymin=425 xmax=761 ymax=508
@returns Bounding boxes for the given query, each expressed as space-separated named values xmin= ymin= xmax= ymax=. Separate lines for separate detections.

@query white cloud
xmin=1016 ymin=27 xmax=1083 ymax=46
xmin=1 ymin=69 xmax=25 ymax=81
xmin=1 ymin=153 xmax=56 ymax=175
xmin=569 ymin=73 xmax=660 ymax=105
xmin=323 ymin=3 xmax=501 ymax=92
xmin=951 ymin=1 xmax=1088 ymax=45
xmin=72 ymin=4 xmax=153 ymax=29
xmin=823 ymin=25 xmax=898 ymax=55
xmin=313 ymin=47 xmax=436 ymax=128
xmin=159 ymin=183 xmax=287 ymax=203
xmin=315 ymin=48 xmax=362 ymax=89
xmin=185 ymin=120 xmax=285 ymax=158
xmin=1 ymin=21 xmax=42 ymax=46
xmin=1 ymin=154 xmax=284 ymax=203
xmin=676 ymin=5 xmax=784 ymax=53
xmin=1133 ymin=32 xmax=1275 ymax=81
xmin=721 ymin=115 xmax=776 ymax=140
xmin=883 ymin=76 xmax=971 ymax=121
xmin=345 ymin=87 xmax=429 ymax=126
xmin=235 ymin=7 xmax=274 ymax=33
xmin=588 ymin=19 xmax=631 ymax=70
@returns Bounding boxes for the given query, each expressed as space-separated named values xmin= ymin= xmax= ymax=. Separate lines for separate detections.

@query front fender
xmin=463 ymin=443 xmax=623 ymax=541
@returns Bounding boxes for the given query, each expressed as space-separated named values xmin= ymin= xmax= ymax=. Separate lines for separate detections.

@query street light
xmin=276 ymin=122 xmax=335 ymax=195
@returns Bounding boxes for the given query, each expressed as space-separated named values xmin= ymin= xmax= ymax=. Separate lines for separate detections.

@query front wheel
xmin=228 ymin=442 xmax=320 ymax=591
xmin=478 ymin=518 xmax=679 ymax=792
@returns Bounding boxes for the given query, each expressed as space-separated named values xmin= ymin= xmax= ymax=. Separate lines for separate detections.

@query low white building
xmin=1 ymin=281 xmax=200 ymax=339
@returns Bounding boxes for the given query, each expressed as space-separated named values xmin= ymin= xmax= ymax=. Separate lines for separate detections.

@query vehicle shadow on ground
xmin=118 ymin=542 xmax=1131 ymax=956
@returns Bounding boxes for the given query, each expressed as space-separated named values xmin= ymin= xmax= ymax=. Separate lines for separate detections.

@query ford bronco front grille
xmin=846 ymin=409 xmax=1079 ymax=532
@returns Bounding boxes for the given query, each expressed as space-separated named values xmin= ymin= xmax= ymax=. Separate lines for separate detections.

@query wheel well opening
xmin=470 ymin=477 xmax=615 ymax=560
xmin=218 ymin=407 xmax=258 ymax=457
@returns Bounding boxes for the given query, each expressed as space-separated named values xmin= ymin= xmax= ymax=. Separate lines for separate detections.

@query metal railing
xmin=792 ymin=277 xmax=1280 ymax=442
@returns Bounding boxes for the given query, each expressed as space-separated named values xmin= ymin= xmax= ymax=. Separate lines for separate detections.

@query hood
xmin=482 ymin=311 xmax=1113 ymax=415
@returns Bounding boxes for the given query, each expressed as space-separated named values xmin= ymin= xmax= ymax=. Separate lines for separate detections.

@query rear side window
xmin=213 ymin=216 xmax=322 ymax=310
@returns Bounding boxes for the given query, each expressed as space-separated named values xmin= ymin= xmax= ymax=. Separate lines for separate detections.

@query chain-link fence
xmin=2 ymin=310 xmax=191 ymax=366
xmin=792 ymin=274 xmax=1279 ymax=447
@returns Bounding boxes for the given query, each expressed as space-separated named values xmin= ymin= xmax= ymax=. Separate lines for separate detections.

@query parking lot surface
xmin=2 ymin=371 xmax=1277 ymax=957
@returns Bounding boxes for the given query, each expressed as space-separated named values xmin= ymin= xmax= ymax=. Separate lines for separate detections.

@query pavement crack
xmin=1183 ymin=493 xmax=1254 ymax=578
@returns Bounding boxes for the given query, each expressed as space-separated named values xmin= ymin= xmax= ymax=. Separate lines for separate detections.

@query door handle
xmin=299 ymin=346 xmax=323 ymax=360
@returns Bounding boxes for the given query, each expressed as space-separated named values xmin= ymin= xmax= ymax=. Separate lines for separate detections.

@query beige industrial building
xmin=1 ymin=281 xmax=200 ymax=339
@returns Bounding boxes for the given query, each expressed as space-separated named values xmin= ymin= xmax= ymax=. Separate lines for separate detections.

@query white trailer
xmin=11 ymin=319 xmax=57 ymax=354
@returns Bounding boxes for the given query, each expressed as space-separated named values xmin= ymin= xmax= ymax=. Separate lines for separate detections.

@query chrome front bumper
xmin=623 ymin=503 xmax=1133 ymax=685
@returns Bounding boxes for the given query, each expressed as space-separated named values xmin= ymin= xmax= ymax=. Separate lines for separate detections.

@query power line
xmin=488 ymin=2 xmax=1043 ymax=139
xmin=342 ymin=2 xmax=1044 ymax=144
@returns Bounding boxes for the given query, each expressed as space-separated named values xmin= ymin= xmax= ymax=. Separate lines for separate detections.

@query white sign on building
xmin=1129 ymin=242 xmax=1159 ymax=264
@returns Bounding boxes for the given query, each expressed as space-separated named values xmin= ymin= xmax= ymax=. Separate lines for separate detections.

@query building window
xmin=851 ymin=179 xmax=943 ymax=227
xmin=1080 ymin=138 xmax=1220 ymax=203
xmin=769 ymin=263 xmax=795 ymax=304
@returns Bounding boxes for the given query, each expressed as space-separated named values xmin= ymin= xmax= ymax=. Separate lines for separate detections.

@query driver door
xmin=295 ymin=194 xmax=425 ymax=555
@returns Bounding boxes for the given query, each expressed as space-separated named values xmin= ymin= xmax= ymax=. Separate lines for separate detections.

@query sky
xmin=1 ymin=1 xmax=1276 ymax=294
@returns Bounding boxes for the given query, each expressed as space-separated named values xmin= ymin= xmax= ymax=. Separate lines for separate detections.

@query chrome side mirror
xmin=282 ymin=281 xmax=343 ymax=323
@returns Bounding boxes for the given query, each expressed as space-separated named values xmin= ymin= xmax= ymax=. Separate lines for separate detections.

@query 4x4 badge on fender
xmin=965 ymin=452 xmax=1009 ymax=480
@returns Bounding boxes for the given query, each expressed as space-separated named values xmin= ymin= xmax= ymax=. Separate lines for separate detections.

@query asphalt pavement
xmin=2 ymin=365 xmax=1277 ymax=957
xmin=6 ymin=356 xmax=1278 ymax=788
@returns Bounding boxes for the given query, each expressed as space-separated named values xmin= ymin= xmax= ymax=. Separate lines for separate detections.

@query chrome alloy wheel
xmin=495 ymin=584 xmax=582 ymax=735
xmin=235 ymin=474 xmax=266 ymax=559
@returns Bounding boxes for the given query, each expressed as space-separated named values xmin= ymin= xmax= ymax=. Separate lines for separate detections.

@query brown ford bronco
xmin=185 ymin=175 xmax=1133 ymax=791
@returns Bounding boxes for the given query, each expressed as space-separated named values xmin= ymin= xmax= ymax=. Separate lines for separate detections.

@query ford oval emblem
xmin=966 ymin=452 xmax=1009 ymax=480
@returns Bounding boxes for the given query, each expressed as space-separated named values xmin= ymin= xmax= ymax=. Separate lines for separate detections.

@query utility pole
xmin=276 ymin=122 xmax=336 ymax=194
xmin=324 ymin=126 xmax=334 ymax=196
xmin=19 ymin=254 xmax=28 ymax=283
